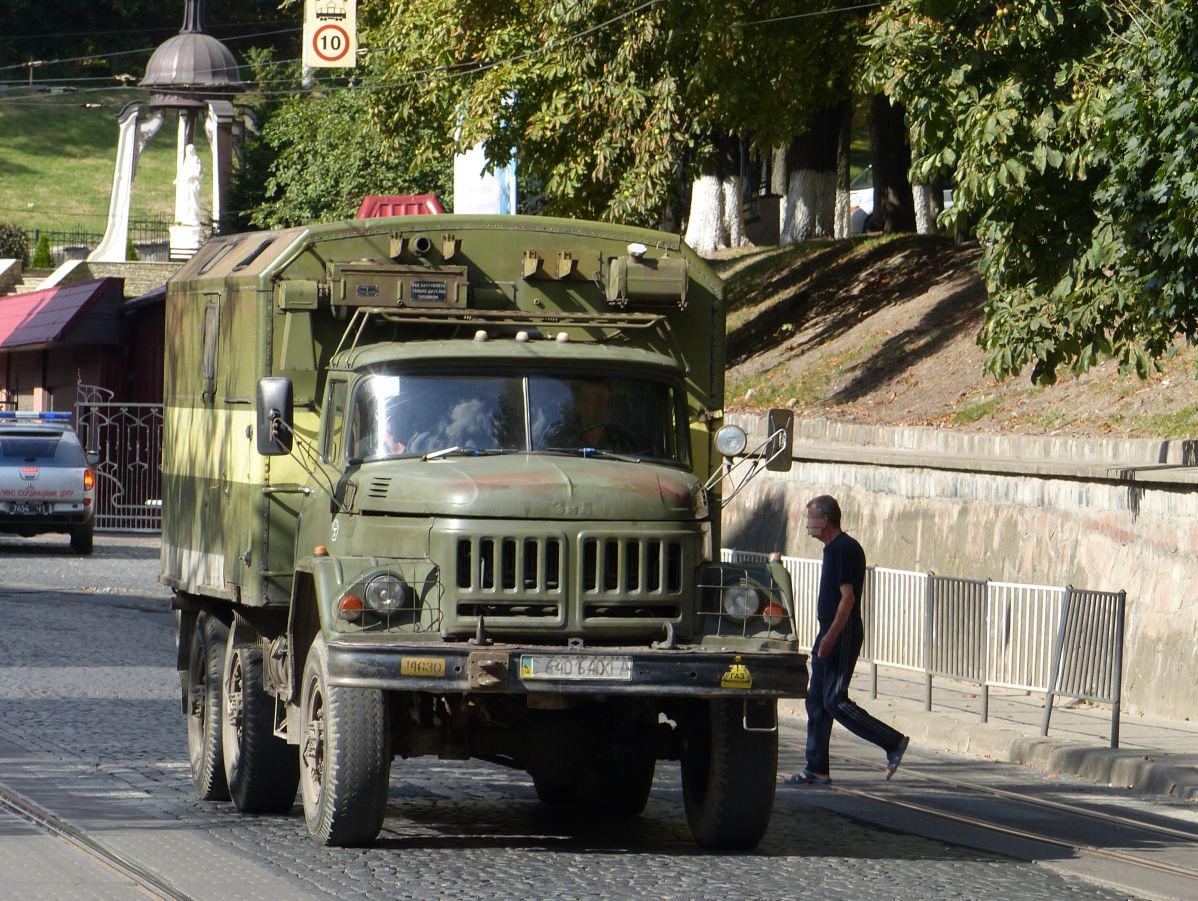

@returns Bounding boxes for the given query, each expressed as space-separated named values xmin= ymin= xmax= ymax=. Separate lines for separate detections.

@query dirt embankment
xmin=714 ymin=235 xmax=1198 ymax=438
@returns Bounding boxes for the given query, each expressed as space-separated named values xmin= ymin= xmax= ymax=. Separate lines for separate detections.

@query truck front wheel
xmin=680 ymin=698 xmax=778 ymax=850
xmin=222 ymin=631 xmax=299 ymax=813
xmin=186 ymin=612 xmax=230 ymax=801
xmin=299 ymin=635 xmax=390 ymax=846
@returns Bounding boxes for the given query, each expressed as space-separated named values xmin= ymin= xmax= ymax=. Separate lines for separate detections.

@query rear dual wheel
xmin=186 ymin=612 xmax=229 ymax=801
xmin=221 ymin=625 xmax=299 ymax=813
xmin=534 ymin=751 xmax=655 ymax=818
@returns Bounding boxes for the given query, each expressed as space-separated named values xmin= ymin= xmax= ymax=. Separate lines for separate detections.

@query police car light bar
xmin=0 ymin=411 xmax=73 ymax=421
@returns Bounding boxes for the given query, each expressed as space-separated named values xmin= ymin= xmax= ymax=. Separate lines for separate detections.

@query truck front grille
xmin=454 ymin=535 xmax=566 ymax=621
xmin=444 ymin=526 xmax=695 ymax=632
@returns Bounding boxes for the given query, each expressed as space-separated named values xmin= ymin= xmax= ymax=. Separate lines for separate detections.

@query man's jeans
xmin=805 ymin=619 xmax=905 ymax=775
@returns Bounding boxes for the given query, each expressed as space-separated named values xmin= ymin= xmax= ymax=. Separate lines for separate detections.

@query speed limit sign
xmin=303 ymin=0 xmax=357 ymax=69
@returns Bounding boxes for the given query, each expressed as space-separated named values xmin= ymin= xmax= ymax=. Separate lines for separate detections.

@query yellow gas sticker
xmin=721 ymin=657 xmax=752 ymax=689
xmin=401 ymin=657 xmax=446 ymax=678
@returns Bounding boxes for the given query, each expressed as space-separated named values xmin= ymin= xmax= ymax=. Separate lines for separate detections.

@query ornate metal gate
xmin=75 ymin=384 xmax=163 ymax=532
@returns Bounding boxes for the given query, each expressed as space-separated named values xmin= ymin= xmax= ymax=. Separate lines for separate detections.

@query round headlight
xmin=365 ymin=575 xmax=410 ymax=613
xmin=721 ymin=581 xmax=760 ymax=620
xmin=715 ymin=425 xmax=747 ymax=458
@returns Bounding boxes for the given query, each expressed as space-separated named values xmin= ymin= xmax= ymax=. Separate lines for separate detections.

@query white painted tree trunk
xmin=684 ymin=174 xmax=726 ymax=253
xmin=833 ymin=184 xmax=852 ymax=239
xmin=913 ymin=183 xmax=936 ymax=234
xmin=780 ymin=169 xmax=835 ymax=245
xmin=722 ymin=174 xmax=747 ymax=247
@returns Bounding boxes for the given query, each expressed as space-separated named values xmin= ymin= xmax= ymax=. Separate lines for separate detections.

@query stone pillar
xmin=205 ymin=100 xmax=237 ymax=232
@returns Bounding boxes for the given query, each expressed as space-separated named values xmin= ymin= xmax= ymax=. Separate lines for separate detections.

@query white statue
xmin=175 ymin=143 xmax=203 ymax=227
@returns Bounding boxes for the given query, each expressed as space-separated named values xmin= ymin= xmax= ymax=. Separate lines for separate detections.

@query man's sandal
xmin=784 ymin=770 xmax=831 ymax=785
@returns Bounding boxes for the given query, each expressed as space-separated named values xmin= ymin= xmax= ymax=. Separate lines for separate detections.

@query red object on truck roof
xmin=356 ymin=194 xmax=445 ymax=219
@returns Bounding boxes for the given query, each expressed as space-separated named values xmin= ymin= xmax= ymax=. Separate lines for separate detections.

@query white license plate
xmin=520 ymin=654 xmax=633 ymax=682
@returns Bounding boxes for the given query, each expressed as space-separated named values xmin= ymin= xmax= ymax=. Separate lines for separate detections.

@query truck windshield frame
xmin=345 ymin=368 xmax=688 ymax=466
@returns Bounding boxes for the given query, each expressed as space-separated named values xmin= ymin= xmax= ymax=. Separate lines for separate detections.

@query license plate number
xmin=11 ymin=503 xmax=44 ymax=516
xmin=520 ymin=654 xmax=633 ymax=682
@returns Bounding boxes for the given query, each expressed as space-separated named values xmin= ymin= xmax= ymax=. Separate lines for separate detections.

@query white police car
xmin=0 ymin=412 xmax=97 ymax=554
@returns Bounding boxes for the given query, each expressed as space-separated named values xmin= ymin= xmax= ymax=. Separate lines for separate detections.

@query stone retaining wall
xmin=721 ymin=412 xmax=1198 ymax=721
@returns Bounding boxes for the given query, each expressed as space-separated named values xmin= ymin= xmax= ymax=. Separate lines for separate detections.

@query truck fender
xmin=286 ymin=556 xmax=344 ymax=702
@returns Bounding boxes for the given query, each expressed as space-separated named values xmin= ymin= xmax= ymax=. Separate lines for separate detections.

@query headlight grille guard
xmin=696 ymin=561 xmax=795 ymax=640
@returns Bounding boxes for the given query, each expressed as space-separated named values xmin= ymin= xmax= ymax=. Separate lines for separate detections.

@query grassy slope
xmin=716 ymin=236 xmax=1198 ymax=439
xmin=0 ymin=89 xmax=212 ymax=232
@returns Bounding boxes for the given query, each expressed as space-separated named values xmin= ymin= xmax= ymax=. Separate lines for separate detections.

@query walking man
xmin=787 ymin=495 xmax=909 ymax=785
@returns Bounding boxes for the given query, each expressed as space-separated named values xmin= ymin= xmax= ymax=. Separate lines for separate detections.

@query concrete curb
xmin=779 ymin=704 xmax=1198 ymax=802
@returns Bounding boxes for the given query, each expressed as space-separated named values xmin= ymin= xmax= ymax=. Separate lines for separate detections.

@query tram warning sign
xmin=303 ymin=0 xmax=357 ymax=69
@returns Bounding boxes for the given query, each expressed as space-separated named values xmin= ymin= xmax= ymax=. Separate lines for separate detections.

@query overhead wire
xmin=0 ymin=0 xmax=885 ymax=108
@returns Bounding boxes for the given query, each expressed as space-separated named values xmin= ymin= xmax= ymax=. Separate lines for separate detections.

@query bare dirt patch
xmin=714 ymin=235 xmax=1198 ymax=438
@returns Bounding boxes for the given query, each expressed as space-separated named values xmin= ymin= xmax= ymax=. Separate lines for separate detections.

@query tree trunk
xmin=780 ymin=105 xmax=841 ymax=245
xmin=834 ymin=100 xmax=854 ymax=239
xmin=912 ymin=173 xmax=947 ymax=234
xmin=770 ymin=146 xmax=788 ymax=196
xmin=723 ymin=173 xmax=747 ymax=247
xmin=684 ymin=174 xmax=725 ymax=253
xmin=684 ymin=137 xmax=741 ymax=253
xmin=870 ymin=94 xmax=916 ymax=233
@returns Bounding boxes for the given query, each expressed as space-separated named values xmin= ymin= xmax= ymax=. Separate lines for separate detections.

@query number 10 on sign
xmin=303 ymin=0 xmax=358 ymax=69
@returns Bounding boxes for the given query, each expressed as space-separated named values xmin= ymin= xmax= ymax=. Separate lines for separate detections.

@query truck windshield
xmin=347 ymin=372 xmax=685 ymax=463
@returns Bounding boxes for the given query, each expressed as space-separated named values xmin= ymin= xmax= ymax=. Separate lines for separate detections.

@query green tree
xmin=862 ymin=1 xmax=1198 ymax=383
xmin=31 ymin=233 xmax=53 ymax=268
xmin=230 ymin=48 xmax=451 ymax=230
xmin=0 ymin=222 xmax=29 ymax=265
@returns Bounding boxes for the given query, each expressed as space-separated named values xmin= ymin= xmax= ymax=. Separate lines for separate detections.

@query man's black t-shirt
xmin=817 ymin=532 xmax=866 ymax=628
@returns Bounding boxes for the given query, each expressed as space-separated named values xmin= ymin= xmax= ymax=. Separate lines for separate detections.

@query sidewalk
xmin=779 ymin=665 xmax=1198 ymax=802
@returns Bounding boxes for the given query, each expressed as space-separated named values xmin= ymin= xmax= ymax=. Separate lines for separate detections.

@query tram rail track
xmin=829 ymin=750 xmax=1198 ymax=883
xmin=0 ymin=780 xmax=192 ymax=901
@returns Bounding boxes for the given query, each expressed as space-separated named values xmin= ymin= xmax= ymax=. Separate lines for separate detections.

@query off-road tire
xmin=579 ymin=752 xmax=655 ymax=817
xmin=222 ymin=635 xmax=299 ymax=814
xmin=680 ymin=698 xmax=777 ymax=849
xmin=69 ymin=526 xmax=93 ymax=555
xmin=186 ymin=612 xmax=230 ymax=801
xmin=299 ymin=635 xmax=390 ymax=846
xmin=532 ymin=774 xmax=579 ymax=807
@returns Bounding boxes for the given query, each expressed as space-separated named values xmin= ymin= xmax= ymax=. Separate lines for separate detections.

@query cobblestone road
xmin=0 ymin=534 xmax=1135 ymax=899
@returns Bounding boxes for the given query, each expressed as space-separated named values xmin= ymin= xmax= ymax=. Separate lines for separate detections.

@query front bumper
xmin=325 ymin=639 xmax=808 ymax=699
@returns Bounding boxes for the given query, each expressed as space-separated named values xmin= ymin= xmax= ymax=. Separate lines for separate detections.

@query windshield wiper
xmin=421 ymin=446 xmax=511 ymax=460
xmin=541 ymin=447 xmax=645 ymax=463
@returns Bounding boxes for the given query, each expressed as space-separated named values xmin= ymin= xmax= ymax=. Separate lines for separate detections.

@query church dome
xmin=140 ymin=0 xmax=243 ymax=106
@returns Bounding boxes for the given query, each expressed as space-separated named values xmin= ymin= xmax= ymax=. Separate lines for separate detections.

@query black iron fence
xmin=25 ymin=217 xmax=172 ymax=265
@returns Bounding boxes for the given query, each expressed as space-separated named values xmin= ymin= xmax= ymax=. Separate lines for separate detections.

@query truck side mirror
xmin=766 ymin=408 xmax=793 ymax=472
xmin=256 ymin=377 xmax=294 ymax=456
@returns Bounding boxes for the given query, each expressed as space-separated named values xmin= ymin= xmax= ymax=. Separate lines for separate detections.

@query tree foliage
xmin=862 ymin=1 xmax=1198 ymax=383
xmin=232 ymin=49 xmax=451 ymax=230
xmin=0 ymin=222 xmax=29 ymax=265
xmin=363 ymin=0 xmax=857 ymax=225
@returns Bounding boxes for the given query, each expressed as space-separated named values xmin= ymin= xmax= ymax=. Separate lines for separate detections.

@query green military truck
xmin=163 ymin=214 xmax=806 ymax=850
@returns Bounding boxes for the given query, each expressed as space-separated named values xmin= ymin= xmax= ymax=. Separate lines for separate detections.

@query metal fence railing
xmin=25 ymin=218 xmax=172 ymax=265
xmin=722 ymin=549 xmax=1127 ymax=747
